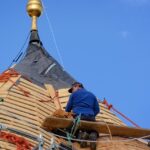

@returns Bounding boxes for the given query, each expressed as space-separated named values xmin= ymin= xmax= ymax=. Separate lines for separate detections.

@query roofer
xmin=66 ymin=82 xmax=100 ymax=150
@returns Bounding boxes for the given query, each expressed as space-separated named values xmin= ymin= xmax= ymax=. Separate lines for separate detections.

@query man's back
xmin=65 ymin=89 xmax=100 ymax=117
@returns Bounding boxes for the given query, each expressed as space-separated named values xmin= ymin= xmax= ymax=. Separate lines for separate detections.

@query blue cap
xmin=68 ymin=82 xmax=84 ymax=93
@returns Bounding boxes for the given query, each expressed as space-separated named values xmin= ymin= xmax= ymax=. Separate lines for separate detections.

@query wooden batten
xmin=0 ymin=141 xmax=16 ymax=149
xmin=0 ymin=76 xmax=59 ymax=149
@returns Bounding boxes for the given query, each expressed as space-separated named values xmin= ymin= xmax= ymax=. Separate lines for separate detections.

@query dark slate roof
xmin=14 ymin=30 xmax=76 ymax=89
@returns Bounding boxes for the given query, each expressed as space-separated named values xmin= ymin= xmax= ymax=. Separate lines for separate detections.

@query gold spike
xmin=26 ymin=0 xmax=43 ymax=30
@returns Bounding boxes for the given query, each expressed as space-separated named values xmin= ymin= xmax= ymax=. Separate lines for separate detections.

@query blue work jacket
xmin=65 ymin=89 xmax=100 ymax=117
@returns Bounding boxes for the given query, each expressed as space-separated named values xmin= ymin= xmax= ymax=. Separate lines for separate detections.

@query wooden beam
xmin=42 ymin=117 xmax=150 ymax=139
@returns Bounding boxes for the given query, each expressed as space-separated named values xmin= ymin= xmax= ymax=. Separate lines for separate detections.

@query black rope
xmin=8 ymin=32 xmax=31 ymax=68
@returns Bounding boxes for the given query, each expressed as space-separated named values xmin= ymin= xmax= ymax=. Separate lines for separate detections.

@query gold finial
xmin=27 ymin=0 xmax=43 ymax=30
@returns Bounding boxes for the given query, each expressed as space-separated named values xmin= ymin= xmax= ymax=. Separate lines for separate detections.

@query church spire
xmin=26 ymin=0 xmax=43 ymax=30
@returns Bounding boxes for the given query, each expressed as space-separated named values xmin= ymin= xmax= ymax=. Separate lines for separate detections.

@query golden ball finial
xmin=27 ymin=0 xmax=43 ymax=30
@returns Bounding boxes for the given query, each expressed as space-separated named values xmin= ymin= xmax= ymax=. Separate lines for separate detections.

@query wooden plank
xmin=8 ymin=91 xmax=56 ymax=113
xmin=100 ymin=112 xmax=119 ymax=122
xmin=96 ymin=116 xmax=123 ymax=126
xmin=99 ymin=105 xmax=116 ymax=114
xmin=17 ymin=83 xmax=51 ymax=101
xmin=2 ymin=101 xmax=37 ymax=116
xmin=36 ymin=106 xmax=52 ymax=117
xmin=42 ymin=117 xmax=150 ymax=139
xmin=5 ymin=97 xmax=37 ymax=112
xmin=7 ymin=92 xmax=36 ymax=104
xmin=58 ymin=88 xmax=70 ymax=97
xmin=0 ymin=118 xmax=53 ymax=148
xmin=5 ymin=120 xmax=52 ymax=147
xmin=0 ymin=95 xmax=7 ymax=99
xmin=100 ymin=108 xmax=125 ymax=124
xmin=0 ymin=90 xmax=8 ymax=95
xmin=100 ymin=109 xmax=115 ymax=117
xmin=0 ymin=114 xmax=38 ymax=130
xmin=10 ymin=88 xmax=49 ymax=105
xmin=19 ymin=78 xmax=47 ymax=93
xmin=0 ymin=125 xmax=37 ymax=146
xmin=97 ymin=113 xmax=125 ymax=125
xmin=0 ymin=141 xmax=16 ymax=149
xmin=0 ymin=119 xmax=39 ymax=137
xmin=0 ymin=102 xmax=37 ymax=118
xmin=19 ymin=81 xmax=49 ymax=96
xmin=12 ymin=85 xmax=51 ymax=102
xmin=45 ymin=84 xmax=62 ymax=109
xmin=36 ymin=98 xmax=56 ymax=111
xmin=0 ymin=107 xmax=39 ymax=126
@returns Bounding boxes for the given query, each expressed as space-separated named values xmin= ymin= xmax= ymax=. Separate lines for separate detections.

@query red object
xmin=0 ymin=131 xmax=33 ymax=150
xmin=0 ymin=69 xmax=30 ymax=97
xmin=102 ymin=99 xmax=113 ymax=110
xmin=0 ymin=68 xmax=19 ymax=82
xmin=102 ymin=98 xmax=140 ymax=128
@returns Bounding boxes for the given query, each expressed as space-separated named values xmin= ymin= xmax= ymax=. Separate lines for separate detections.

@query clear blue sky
xmin=0 ymin=0 xmax=150 ymax=128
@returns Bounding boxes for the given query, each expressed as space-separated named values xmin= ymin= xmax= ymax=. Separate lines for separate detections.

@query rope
xmin=71 ymin=114 xmax=81 ymax=136
xmin=102 ymin=98 xmax=140 ymax=128
xmin=8 ymin=32 xmax=30 ymax=68
xmin=112 ymin=107 xmax=140 ymax=128
xmin=101 ymin=118 xmax=113 ymax=140
xmin=57 ymin=115 xmax=81 ymax=146
xmin=41 ymin=0 xmax=65 ymax=70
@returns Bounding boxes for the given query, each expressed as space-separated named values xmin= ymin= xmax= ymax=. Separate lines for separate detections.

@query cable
xmin=41 ymin=0 xmax=65 ymax=70
xmin=48 ymin=132 xmax=150 ymax=144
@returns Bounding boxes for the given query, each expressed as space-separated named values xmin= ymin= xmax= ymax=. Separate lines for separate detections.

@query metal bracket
xmin=37 ymin=134 xmax=44 ymax=150
xmin=0 ymin=124 xmax=7 ymax=130
xmin=49 ymin=138 xmax=58 ymax=150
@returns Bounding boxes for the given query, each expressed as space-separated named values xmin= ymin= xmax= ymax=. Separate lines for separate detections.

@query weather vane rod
xmin=27 ymin=0 xmax=43 ymax=30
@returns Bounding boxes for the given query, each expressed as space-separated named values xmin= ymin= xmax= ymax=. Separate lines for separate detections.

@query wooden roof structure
xmin=0 ymin=69 xmax=149 ymax=149
xmin=0 ymin=0 xmax=150 ymax=149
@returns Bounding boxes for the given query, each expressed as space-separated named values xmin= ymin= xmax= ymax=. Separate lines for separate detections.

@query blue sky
xmin=0 ymin=0 xmax=150 ymax=128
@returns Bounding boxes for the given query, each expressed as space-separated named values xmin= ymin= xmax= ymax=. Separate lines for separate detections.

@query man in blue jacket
xmin=66 ymin=82 xmax=100 ymax=150
xmin=66 ymin=82 xmax=100 ymax=120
